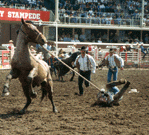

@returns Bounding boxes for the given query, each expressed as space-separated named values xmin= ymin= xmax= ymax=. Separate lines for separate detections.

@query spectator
xmin=74 ymin=32 xmax=78 ymax=39
xmin=97 ymin=38 xmax=102 ymax=43
xmin=79 ymin=32 xmax=86 ymax=42
xmin=50 ymin=44 xmax=56 ymax=51
xmin=98 ymin=47 xmax=102 ymax=55
xmin=49 ymin=54 xmax=57 ymax=76
xmin=47 ymin=43 xmax=51 ymax=51
xmin=120 ymin=46 xmax=126 ymax=52
xmin=8 ymin=40 xmax=15 ymax=59
xmin=58 ymin=49 xmax=65 ymax=59
xmin=140 ymin=43 xmax=148 ymax=60
xmin=86 ymin=44 xmax=94 ymax=55
xmin=144 ymin=34 xmax=149 ymax=44
xmin=75 ymin=37 xmax=80 ymax=42
xmin=116 ymin=4 xmax=121 ymax=12
xmin=71 ymin=37 xmax=76 ymax=42
xmin=102 ymin=32 xmax=108 ymax=42
xmin=109 ymin=32 xmax=114 ymax=43
xmin=71 ymin=43 xmax=77 ymax=53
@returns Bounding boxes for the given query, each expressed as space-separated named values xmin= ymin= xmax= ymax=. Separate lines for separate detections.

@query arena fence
xmin=1 ymin=43 xmax=149 ymax=69
xmin=0 ymin=50 xmax=11 ymax=69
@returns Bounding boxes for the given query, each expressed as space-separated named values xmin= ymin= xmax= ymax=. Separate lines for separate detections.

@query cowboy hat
xmin=109 ymin=48 xmax=114 ymax=53
xmin=81 ymin=46 xmax=86 ymax=50
xmin=9 ymin=40 xmax=13 ymax=43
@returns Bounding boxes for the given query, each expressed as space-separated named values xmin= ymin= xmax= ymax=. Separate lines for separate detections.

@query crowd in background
xmin=0 ymin=0 xmax=47 ymax=11
xmin=0 ymin=0 xmax=148 ymax=24
xmin=58 ymin=30 xmax=149 ymax=44
xmin=1 ymin=0 xmax=148 ymax=44
xmin=59 ymin=0 xmax=149 ymax=26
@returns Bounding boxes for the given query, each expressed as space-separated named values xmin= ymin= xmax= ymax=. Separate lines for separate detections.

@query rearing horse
xmin=2 ymin=18 xmax=57 ymax=114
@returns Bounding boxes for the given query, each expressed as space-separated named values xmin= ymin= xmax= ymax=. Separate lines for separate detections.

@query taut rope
xmin=41 ymin=46 xmax=101 ymax=91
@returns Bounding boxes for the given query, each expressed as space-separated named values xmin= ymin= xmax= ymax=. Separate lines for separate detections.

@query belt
xmin=109 ymin=66 xmax=117 ymax=72
xmin=109 ymin=66 xmax=116 ymax=69
xmin=80 ymin=70 xmax=90 ymax=73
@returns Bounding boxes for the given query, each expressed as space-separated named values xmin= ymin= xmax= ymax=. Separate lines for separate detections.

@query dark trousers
xmin=78 ymin=70 xmax=91 ymax=95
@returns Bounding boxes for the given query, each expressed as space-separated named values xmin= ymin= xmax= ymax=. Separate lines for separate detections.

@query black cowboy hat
xmin=81 ymin=46 xmax=86 ymax=50
xmin=109 ymin=48 xmax=114 ymax=53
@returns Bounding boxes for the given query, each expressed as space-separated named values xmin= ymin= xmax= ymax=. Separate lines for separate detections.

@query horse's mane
xmin=25 ymin=20 xmax=34 ymax=25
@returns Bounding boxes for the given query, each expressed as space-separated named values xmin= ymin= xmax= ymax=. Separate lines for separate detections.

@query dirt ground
xmin=0 ymin=69 xmax=149 ymax=135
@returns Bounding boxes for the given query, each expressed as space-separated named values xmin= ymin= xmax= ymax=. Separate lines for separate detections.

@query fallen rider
xmin=91 ymin=79 xmax=130 ymax=107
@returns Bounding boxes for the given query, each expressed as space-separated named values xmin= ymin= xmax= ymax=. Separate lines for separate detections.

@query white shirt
xmin=74 ymin=54 xmax=96 ymax=73
xmin=43 ymin=43 xmax=47 ymax=49
xmin=105 ymin=54 xmax=124 ymax=68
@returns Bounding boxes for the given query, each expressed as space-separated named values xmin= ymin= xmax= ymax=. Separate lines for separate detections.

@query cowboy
xmin=105 ymin=48 xmax=124 ymax=84
xmin=58 ymin=49 xmax=65 ymax=59
xmin=74 ymin=46 xmax=96 ymax=96
xmin=140 ymin=43 xmax=148 ymax=60
xmin=8 ymin=40 xmax=15 ymax=59
xmin=71 ymin=43 xmax=77 ymax=53
xmin=92 ymin=79 xmax=130 ymax=107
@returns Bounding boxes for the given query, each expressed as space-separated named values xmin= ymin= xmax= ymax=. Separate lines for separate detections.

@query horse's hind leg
xmin=41 ymin=78 xmax=57 ymax=113
xmin=70 ymin=71 xmax=75 ymax=81
xmin=2 ymin=69 xmax=20 ymax=96
xmin=27 ymin=68 xmax=38 ymax=98
xmin=19 ymin=84 xmax=32 ymax=114
xmin=47 ymin=86 xmax=58 ymax=113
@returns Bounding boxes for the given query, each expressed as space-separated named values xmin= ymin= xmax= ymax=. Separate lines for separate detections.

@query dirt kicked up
xmin=0 ymin=69 xmax=149 ymax=135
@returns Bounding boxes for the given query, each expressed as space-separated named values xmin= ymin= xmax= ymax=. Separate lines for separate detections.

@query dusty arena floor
xmin=0 ymin=69 xmax=149 ymax=135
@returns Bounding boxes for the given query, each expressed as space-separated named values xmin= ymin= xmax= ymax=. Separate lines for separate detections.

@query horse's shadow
xmin=0 ymin=109 xmax=34 ymax=119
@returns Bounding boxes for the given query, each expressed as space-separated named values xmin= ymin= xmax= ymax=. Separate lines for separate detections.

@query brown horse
xmin=2 ymin=18 xmax=57 ymax=114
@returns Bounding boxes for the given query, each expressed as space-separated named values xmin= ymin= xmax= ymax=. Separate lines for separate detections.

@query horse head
xmin=20 ymin=18 xmax=47 ymax=45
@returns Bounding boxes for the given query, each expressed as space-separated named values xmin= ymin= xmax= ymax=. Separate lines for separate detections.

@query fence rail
xmin=1 ymin=47 xmax=149 ymax=69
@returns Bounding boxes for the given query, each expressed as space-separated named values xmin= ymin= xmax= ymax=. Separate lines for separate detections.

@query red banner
xmin=0 ymin=7 xmax=50 ymax=21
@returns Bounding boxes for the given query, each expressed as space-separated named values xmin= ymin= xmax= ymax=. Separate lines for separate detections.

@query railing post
xmin=138 ymin=48 xmax=141 ymax=68
xmin=125 ymin=52 xmax=127 ymax=62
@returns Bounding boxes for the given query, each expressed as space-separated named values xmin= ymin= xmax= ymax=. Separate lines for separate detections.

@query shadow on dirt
xmin=0 ymin=109 xmax=35 ymax=119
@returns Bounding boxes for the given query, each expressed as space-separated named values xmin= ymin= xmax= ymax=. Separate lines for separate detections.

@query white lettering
xmin=0 ymin=11 xmax=4 ymax=17
xmin=19 ymin=12 xmax=24 ymax=18
xmin=8 ymin=11 xmax=11 ymax=18
xmin=37 ymin=14 xmax=40 ymax=19
xmin=11 ymin=12 xmax=16 ymax=18
xmin=15 ymin=12 xmax=19 ymax=18
xmin=25 ymin=13 xmax=28 ymax=19
xmin=7 ymin=11 xmax=42 ymax=20
xmin=33 ymin=13 xmax=36 ymax=19
xmin=29 ymin=13 xmax=32 ymax=19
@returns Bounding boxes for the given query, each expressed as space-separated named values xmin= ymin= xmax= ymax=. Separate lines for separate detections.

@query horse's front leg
xmin=2 ymin=69 xmax=20 ymax=96
xmin=19 ymin=84 xmax=32 ymax=114
xmin=27 ymin=68 xmax=38 ymax=98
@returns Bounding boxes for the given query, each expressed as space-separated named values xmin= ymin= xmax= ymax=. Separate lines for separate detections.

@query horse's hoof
xmin=19 ymin=110 xmax=25 ymax=115
xmin=2 ymin=92 xmax=10 ymax=97
xmin=31 ymin=92 xmax=37 ymax=98
xmin=53 ymin=108 xmax=58 ymax=113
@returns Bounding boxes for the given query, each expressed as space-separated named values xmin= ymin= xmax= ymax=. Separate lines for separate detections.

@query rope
xmin=41 ymin=46 xmax=101 ymax=91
